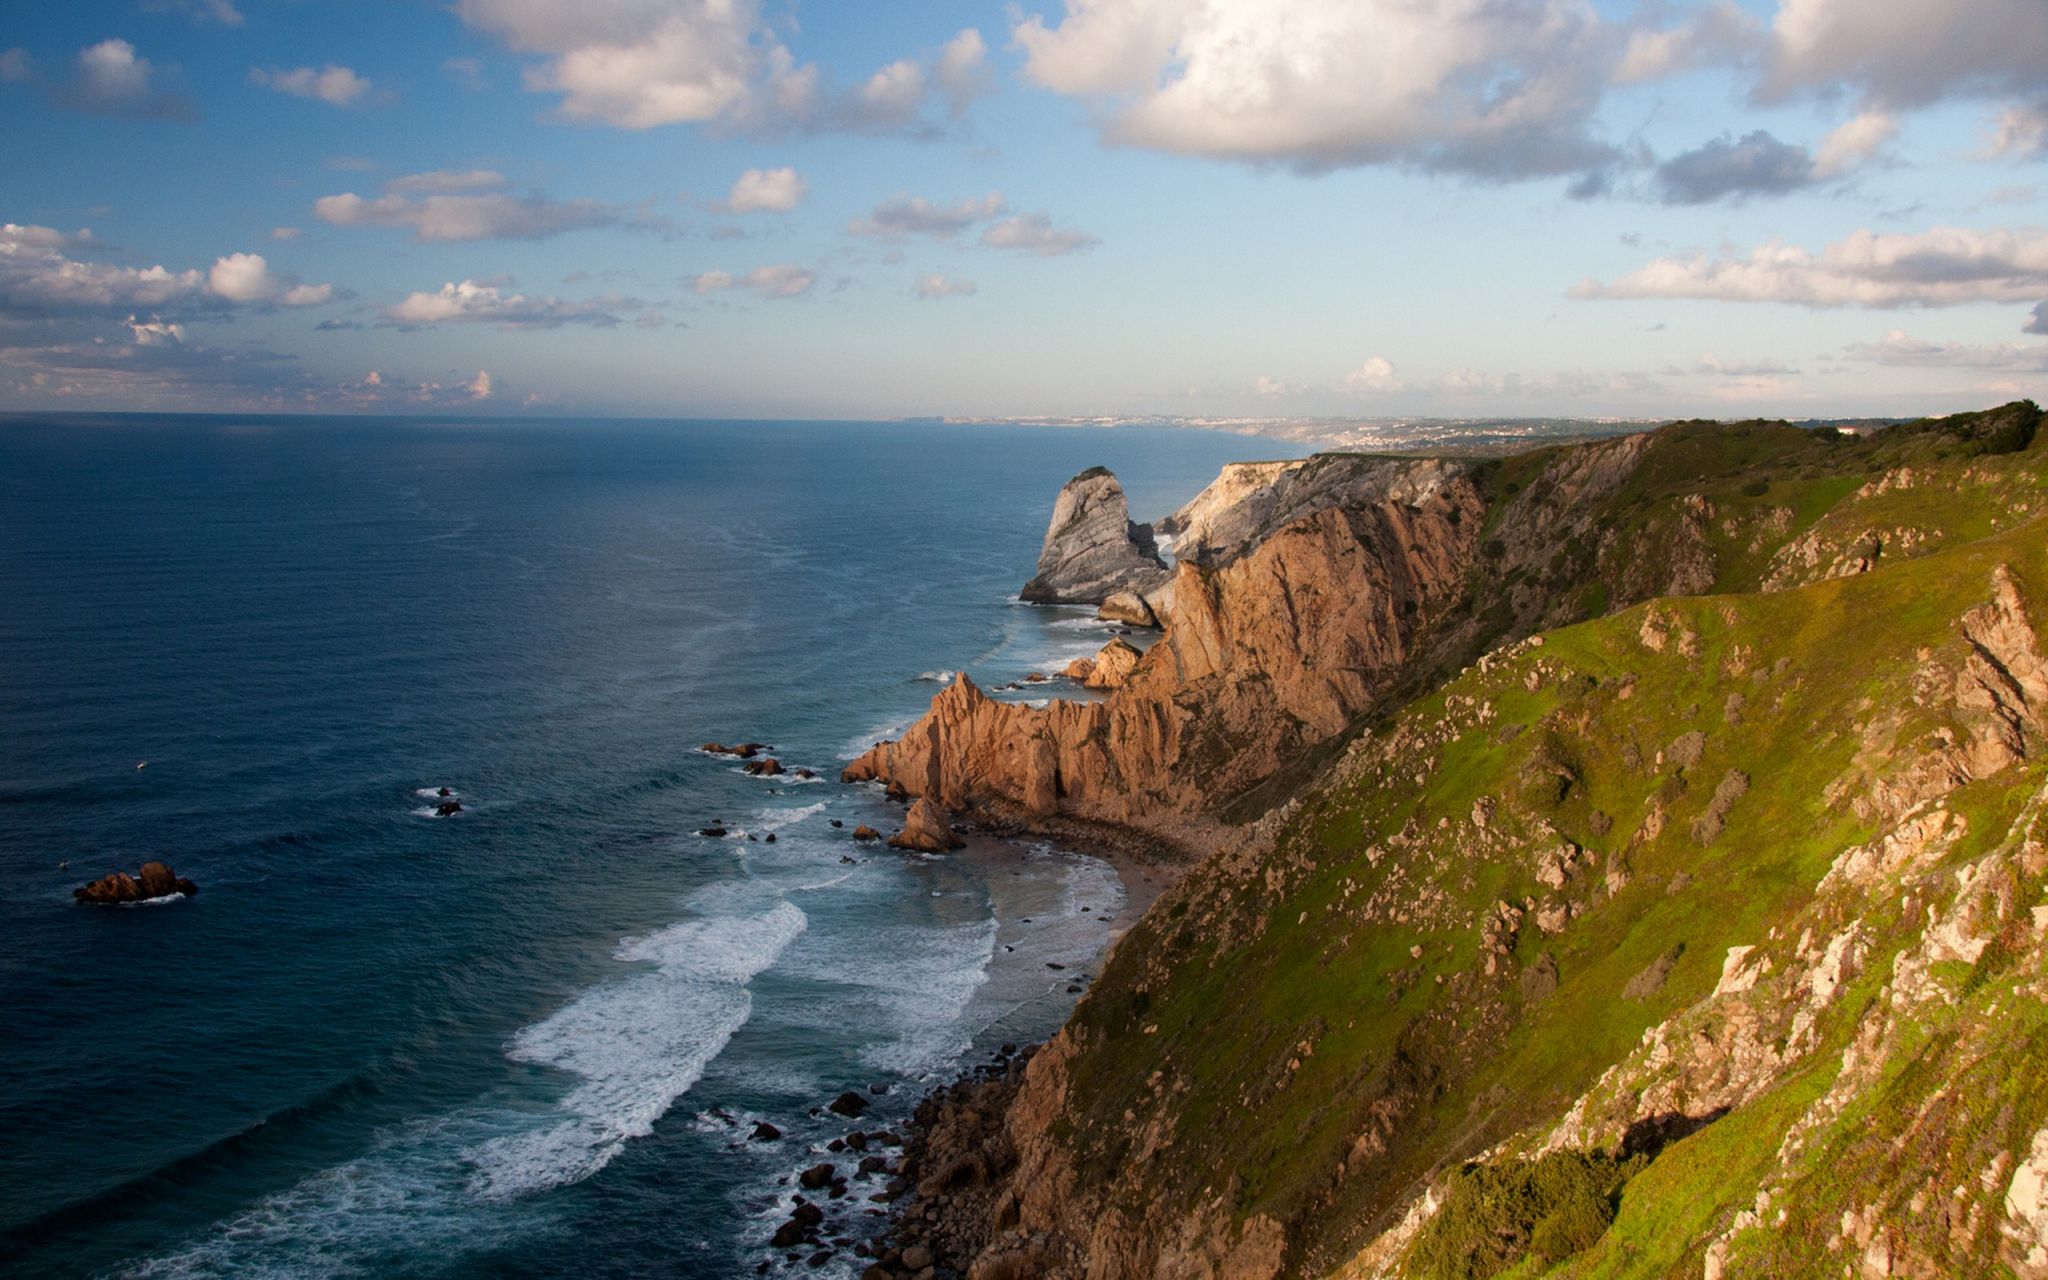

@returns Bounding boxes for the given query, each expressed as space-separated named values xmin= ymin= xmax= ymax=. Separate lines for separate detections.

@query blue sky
xmin=0 ymin=0 xmax=2043 ymax=419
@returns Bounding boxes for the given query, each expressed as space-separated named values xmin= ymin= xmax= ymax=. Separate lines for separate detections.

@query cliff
xmin=862 ymin=401 xmax=2048 ymax=1280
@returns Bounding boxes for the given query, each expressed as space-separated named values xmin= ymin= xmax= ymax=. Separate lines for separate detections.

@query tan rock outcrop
xmin=889 ymin=796 xmax=965 ymax=852
xmin=1081 ymin=637 xmax=1141 ymax=690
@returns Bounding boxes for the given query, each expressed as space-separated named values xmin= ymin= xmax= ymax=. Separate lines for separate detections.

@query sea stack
xmin=887 ymin=796 xmax=964 ymax=852
xmin=1018 ymin=467 xmax=1171 ymax=606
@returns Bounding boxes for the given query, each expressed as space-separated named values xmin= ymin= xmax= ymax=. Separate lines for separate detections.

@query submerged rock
xmin=888 ymin=797 xmax=964 ymax=853
xmin=1018 ymin=468 xmax=1170 ymax=606
xmin=75 ymin=859 xmax=197 ymax=905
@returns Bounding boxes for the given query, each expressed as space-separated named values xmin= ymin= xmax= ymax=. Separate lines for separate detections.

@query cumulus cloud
xmin=725 ymin=167 xmax=807 ymax=214
xmin=1011 ymin=0 xmax=1618 ymax=181
xmin=934 ymin=29 xmax=989 ymax=117
xmin=1655 ymin=131 xmax=1815 ymax=204
xmin=383 ymin=279 xmax=638 ymax=328
xmin=849 ymin=192 xmax=1006 ymax=241
xmin=1762 ymin=0 xmax=2048 ymax=108
xmin=1253 ymin=375 xmax=1290 ymax=396
xmin=251 ymin=64 xmax=374 ymax=107
xmin=0 ymin=225 xmax=334 ymax=317
xmin=1613 ymin=3 xmax=1763 ymax=84
xmin=1344 ymin=356 xmax=1404 ymax=393
xmin=912 ymin=273 xmax=975 ymax=299
xmin=2028 ymin=302 xmax=2048 ymax=335
xmin=453 ymin=0 xmax=986 ymax=136
xmin=1574 ymin=226 xmax=2048 ymax=308
xmin=463 ymin=369 xmax=494 ymax=400
xmin=980 ymin=211 xmax=1099 ymax=256
xmin=690 ymin=264 xmax=816 ymax=299
xmin=56 ymin=38 xmax=194 ymax=120
xmin=1843 ymin=328 xmax=2048 ymax=371
xmin=314 ymin=187 xmax=620 ymax=241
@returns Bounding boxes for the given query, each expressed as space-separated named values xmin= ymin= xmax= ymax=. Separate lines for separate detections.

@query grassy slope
xmin=1045 ymin=403 xmax=2048 ymax=1276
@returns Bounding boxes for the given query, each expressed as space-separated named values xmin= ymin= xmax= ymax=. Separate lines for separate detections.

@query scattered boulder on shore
xmin=75 ymin=859 xmax=197 ymax=905
xmin=1018 ymin=468 xmax=1171 ymax=606
xmin=888 ymin=797 xmax=964 ymax=853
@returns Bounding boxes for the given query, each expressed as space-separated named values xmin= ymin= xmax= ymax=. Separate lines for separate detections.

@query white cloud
xmin=385 ymin=169 xmax=508 ymax=195
xmin=270 ymin=226 xmax=303 ymax=241
xmin=690 ymin=264 xmax=816 ymax=299
xmin=1815 ymin=110 xmax=1898 ymax=176
xmin=738 ymin=264 xmax=815 ymax=298
xmin=314 ymin=190 xmax=618 ymax=241
xmin=384 ymin=279 xmax=637 ymax=328
xmin=1843 ymin=327 xmax=2048 ymax=370
xmin=251 ymin=64 xmax=374 ymax=107
xmin=1991 ymin=103 xmax=2048 ymax=158
xmin=980 ymin=211 xmax=1098 ymax=256
xmin=463 ymin=369 xmax=494 ymax=400
xmin=726 ymin=166 xmax=807 ymax=214
xmin=207 ymin=252 xmax=275 ymax=302
xmin=0 ymin=226 xmax=328 ymax=317
xmin=913 ymin=273 xmax=975 ymax=299
xmin=934 ymin=29 xmax=988 ymax=116
xmin=1763 ymin=0 xmax=2048 ymax=108
xmin=61 ymin=38 xmax=193 ymax=120
xmin=1253 ymin=374 xmax=1290 ymax=396
xmin=1344 ymin=356 xmax=1403 ymax=392
xmin=1613 ymin=5 xmax=1763 ymax=84
xmin=1574 ymin=226 xmax=2048 ymax=308
xmin=1694 ymin=353 xmax=1800 ymax=376
xmin=849 ymin=192 xmax=1006 ymax=241
xmin=452 ymin=0 xmax=986 ymax=136
xmin=1012 ymin=0 xmax=1617 ymax=179
xmin=127 ymin=318 xmax=186 ymax=345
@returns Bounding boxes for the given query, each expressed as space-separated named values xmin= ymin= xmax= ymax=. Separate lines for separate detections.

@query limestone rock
xmin=889 ymin=797 xmax=965 ymax=852
xmin=1019 ymin=468 xmax=1169 ymax=605
xmin=1096 ymin=589 xmax=1158 ymax=627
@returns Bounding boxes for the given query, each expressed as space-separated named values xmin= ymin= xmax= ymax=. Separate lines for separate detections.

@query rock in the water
xmin=887 ymin=797 xmax=964 ymax=853
xmin=852 ymin=824 xmax=882 ymax=842
xmin=1018 ymin=467 xmax=1170 ymax=605
xmin=800 ymin=1162 xmax=836 ymax=1189
xmin=1096 ymin=589 xmax=1158 ymax=627
xmin=751 ymin=1121 xmax=782 ymax=1141
xmin=1081 ymin=637 xmax=1142 ymax=691
xmin=828 ymin=1090 xmax=871 ymax=1118
xmin=75 ymin=860 xmax=197 ymax=904
xmin=699 ymin=825 xmax=730 ymax=838
xmin=435 ymin=800 xmax=463 ymax=817
xmin=743 ymin=758 xmax=783 ymax=776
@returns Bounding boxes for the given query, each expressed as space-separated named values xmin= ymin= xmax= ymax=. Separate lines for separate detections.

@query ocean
xmin=0 ymin=415 xmax=1301 ymax=1278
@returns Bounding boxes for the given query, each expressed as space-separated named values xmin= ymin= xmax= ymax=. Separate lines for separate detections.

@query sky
xmin=0 ymin=0 xmax=2043 ymax=421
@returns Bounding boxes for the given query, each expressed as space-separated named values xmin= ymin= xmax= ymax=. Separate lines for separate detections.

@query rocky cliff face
xmin=846 ymin=467 xmax=1490 ymax=842
xmin=1159 ymin=455 xmax=1469 ymax=569
xmin=864 ymin=403 xmax=2048 ymax=1280
xmin=1019 ymin=467 xmax=1171 ymax=605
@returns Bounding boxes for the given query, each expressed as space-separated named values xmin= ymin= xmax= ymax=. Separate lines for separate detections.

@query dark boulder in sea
xmin=743 ymin=758 xmax=783 ymax=776
xmin=851 ymin=825 xmax=882 ymax=842
xmin=828 ymin=1090 xmax=870 ymax=1118
xmin=751 ymin=1121 xmax=782 ymax=1141
xmin=435 ymin=800 xmax=463 ymax=817
xmin=75 ymin=859 xmax=197 ymax=905
xmin=800 ymin=1161 xmax=836 ymax=1189
xmin=699 ymin=826 xmax=730 ymax=838
xmin=702 ymin=742 xmax=770 ymax=758
xmin=436 ymin=786 xmax=454 ymax=798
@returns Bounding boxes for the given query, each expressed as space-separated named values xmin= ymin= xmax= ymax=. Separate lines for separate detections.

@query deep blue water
xmin=0 ymin=415 xmax=1302 ymax=1279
